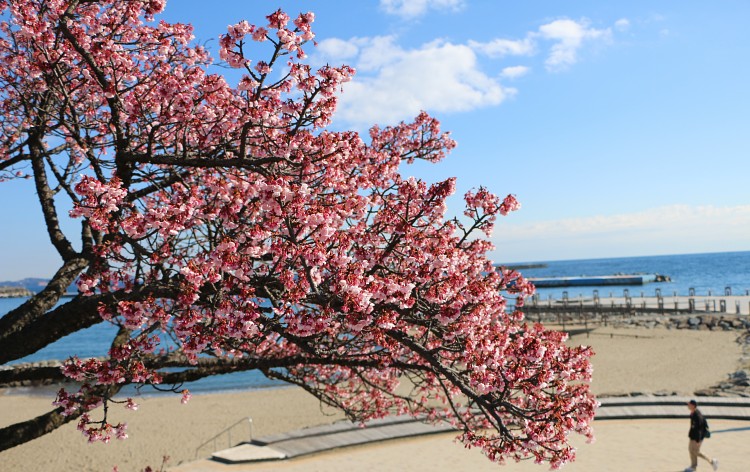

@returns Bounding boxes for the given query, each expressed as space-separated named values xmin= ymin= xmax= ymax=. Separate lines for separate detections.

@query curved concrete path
xmin=171 ymin=395 xmax=750 ymax=471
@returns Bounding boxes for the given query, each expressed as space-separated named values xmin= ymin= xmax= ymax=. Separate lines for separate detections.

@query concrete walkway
xmin=171 ymin=395 xmax=750 ymax=471
xmin=208 ymin=416 xmax=454 ymax=464
xmin=597 ymin=395 xmax=750 ymax=420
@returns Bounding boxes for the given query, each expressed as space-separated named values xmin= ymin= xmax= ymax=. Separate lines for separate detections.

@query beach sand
xmin=0 ymin=326 xmax=745 ymax=472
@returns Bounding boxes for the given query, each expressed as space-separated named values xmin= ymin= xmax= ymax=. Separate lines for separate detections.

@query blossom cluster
xmin=219 ymin=9 xmax=315 ymax=70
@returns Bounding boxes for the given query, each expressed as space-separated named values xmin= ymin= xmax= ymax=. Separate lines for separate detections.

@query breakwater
xmin=527 ymin=273 xmax=669 ymax=287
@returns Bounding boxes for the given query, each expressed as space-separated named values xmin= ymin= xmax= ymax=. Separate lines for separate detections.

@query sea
xmin=2 ymin=250 xmax=749 ymax=396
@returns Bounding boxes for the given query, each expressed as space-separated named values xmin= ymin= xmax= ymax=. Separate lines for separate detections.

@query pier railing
xmin=519 ymin=290 xmax=750 ymax=329
xmin=194 ymin=416 xmax=254 ymax=459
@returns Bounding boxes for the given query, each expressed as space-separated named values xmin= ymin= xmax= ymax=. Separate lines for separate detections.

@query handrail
xmin=194 ymin=416 xmax=253 ymax=459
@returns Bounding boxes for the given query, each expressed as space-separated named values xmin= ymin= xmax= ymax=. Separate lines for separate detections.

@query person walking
xmin=685 ymin=399 xmax=718 ymax=471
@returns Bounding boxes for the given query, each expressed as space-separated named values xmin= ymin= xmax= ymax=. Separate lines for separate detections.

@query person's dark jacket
xmin=689 ymin=409 xmax=708 ymax=441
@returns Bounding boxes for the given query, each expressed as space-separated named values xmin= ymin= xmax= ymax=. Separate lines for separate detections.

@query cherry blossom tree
xmin=0 ymin=0 xmax=595 ymax=467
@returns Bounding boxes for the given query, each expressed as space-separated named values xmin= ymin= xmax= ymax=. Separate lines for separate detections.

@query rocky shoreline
xmin=609 ymin=313 xmax=750 ymax=331
xmin=0 ymin=286 xmax=33 ymax=298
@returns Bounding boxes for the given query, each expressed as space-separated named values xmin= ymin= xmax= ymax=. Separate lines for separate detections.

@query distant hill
xmin=0 ymin=278 xmax=77 ymax=294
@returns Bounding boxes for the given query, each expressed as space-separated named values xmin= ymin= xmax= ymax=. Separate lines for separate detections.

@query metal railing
xmin=194 ymin=416 xmax=253 ymax=459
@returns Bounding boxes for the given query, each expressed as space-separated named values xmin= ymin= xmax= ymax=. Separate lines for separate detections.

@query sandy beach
xmin=1 ymin=326 xmax=746 ymax=471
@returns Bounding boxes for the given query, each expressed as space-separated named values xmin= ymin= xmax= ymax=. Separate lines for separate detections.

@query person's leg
xmin=696 ymin=442 xmax=718 ymax=470
xmin=688 ymin=440 xmax=699 ymax=469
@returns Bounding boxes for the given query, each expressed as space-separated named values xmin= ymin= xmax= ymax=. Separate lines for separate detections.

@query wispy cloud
xmin=615 ymin=18 xmax=631 ymax=32
xmin=379 ymin=0 xmax=465 ymax=19
xmin=468 ymin=38 xmax=535 ymax=58
xmin=469 ymin=18 xmax=613 ymax=71
xmin=501 ymin=65 xmax=530 ymax=79
xmin=536 ymin=19 xmax=612 ymax=71
xmin=492 ymin=205 xmax=750 ymax=262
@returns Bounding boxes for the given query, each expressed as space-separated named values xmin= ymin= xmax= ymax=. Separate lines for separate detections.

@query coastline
xmin=1 ymin=325 xmax=744 ymax=471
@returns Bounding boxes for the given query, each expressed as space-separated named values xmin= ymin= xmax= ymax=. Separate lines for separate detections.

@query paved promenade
xmin=171 ymin=395 xmax=750 ymax=471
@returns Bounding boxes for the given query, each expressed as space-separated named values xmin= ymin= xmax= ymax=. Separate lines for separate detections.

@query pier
xmin=519 ymin=287 xmax=750 ymax=334
xmin=525 ymin=294 xmax=750 ymax=316
xmin=527 ymin=274 xmax=665 ymax=287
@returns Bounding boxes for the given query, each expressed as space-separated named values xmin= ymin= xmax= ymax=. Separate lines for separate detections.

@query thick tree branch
xmin=0 ymin=365 xmax=67 ymax=387
xmin=57 ymin=2 xmax=133 ymax=185
xmin=28 ymin=133 xmax=78 ymax=260
xmin=121 ymin=152 xmax=285 ymax=169
xmin=0 ymin=285 xmax=175 ymax=364
xmin=0 ymin=405 xmax=79 ymax=451
xmin=0 ymin=384 xmax=121 ymax=451
xmin=0 ymin=152 xmax=29 ymax=171
xmin=0 ymin=350 xmax=431 ymax=388
xmin=0 ymin=257 xmax=89 ymax=342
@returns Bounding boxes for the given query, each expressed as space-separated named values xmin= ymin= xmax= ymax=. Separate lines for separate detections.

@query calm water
xmin=511 ymin=250 xmax=750 ymax=301
xmin=3 ymin=250 xmax=748 ymax=394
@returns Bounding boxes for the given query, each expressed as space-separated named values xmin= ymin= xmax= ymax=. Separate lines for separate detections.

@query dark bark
xmin=0 ymin=258 xmax=89 ymax=341
xmin=0 ymin=350 xmax=432 ymax=451
xmin=0 ymin=384 xmax=121 ymax=451
xmin=122 ymin=152 xmax=284 ymax=169
xmin=28 ymin=133 xmax=78 ymax=261
xmin=0 ymin=365 xmax=67 ymax=387
xmin=0 ymin=285 xmax=175 ymax=365
xmin=0 ymin=406 xmax=78 ymax=451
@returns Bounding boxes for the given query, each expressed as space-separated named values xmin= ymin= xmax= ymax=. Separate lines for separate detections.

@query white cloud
xmin=468 ymin=38 xmax=535 ymax=58
xmin=491 ymin=205 xmax=750 ymax=262
xmin=500 ymin=65 xmax=530 ymax=79
xmin=536 ymin=19 xmax=612 ymax=71
xmin=380 ymin=0 xmax=465 ymax=19
xmin=314 ymin=36 xmax=402 ymax=72
xmin=351 ymin=36 xmax=403 ymax=72
xmin=614 ymin=18 xmax=630 ymax=32
xmin=316 ymin=38 xmax=360 ymax=61
xmin=327 ymin=38 xmax=514 ymax=126
xmin=314 ymin=17 xmax=620 ymax=127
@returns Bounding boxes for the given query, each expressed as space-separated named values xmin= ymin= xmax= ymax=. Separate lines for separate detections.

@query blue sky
xmin=1 ymin=0 xmax=749 ymax=280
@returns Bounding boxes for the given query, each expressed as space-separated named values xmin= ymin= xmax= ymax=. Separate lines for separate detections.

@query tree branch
xmin=0 ymin=257 xmax=89 ymax=344
xmin=0 ymin=285 xmax=175 ymax=365
xmin=0 ymin=405 xmax=78 ymax=451
xmin=0 ymin=364 xmax=67 ymax=388
xmin=0 ymin=152 xmax=29 ymax=171
xmin=28 ymin=132 xmax=78 ymax=260
xmin=121 ymin=152 xmax=285 ymax=169
xmin=0 ymin=383 xmax=122 ymax=451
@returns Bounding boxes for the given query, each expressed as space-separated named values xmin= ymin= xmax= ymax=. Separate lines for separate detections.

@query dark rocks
xmin=612 ymin=314 xmax=750 ymax=332
xmin=692 ymin=338 xmax=750 ymax=397
xmin=730 ymin=370 xmax=750 ymax=386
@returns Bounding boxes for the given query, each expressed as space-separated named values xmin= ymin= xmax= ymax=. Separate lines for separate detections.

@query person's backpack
xmin=703 ymin=417 xmax=711 ymax=439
